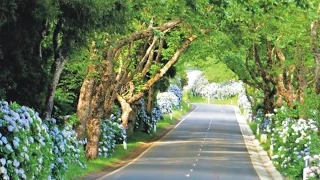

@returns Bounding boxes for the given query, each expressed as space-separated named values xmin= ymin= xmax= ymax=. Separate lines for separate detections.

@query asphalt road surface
xmin=99 ymin=104 xmax=261 ymax=180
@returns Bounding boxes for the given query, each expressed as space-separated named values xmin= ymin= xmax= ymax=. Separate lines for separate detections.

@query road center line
xmin=98 ymin=105 xmax=199 ymax=179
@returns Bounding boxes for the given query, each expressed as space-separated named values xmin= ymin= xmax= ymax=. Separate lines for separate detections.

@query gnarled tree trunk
xmin=85 ymin=60 xmax=116 ymax=159
xmin=274 ymin=47 xmax=296 ymax=107
xmin=263 ymin=89 xmax=276 ymax=114
xmin=116 ymin=94 xmax=132 ymax=130
xmin=75 ymin=65 xmax=95 ymax=140
xmin=86 ymin=117 xmax=100 ymax=159
xmin=311 ymin=9 xmax=320 ymax=94
xmin=296 ymin=46 xmax=307 ymax=105
xmin=146 ymin=85 xmax=154 ymax=116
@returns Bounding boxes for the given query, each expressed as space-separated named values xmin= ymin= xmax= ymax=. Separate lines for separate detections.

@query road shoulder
xmin=234 ymin=106 xmax=283 ymax=180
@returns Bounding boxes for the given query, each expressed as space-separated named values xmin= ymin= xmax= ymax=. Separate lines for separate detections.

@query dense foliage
xmin=0 ymin=0 xmax=132 ymax=116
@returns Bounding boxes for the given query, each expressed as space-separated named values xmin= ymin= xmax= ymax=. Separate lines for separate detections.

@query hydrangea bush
xmin=237 ymin=92 xmax=251 ymax=109
xmin=134 ymin=99 xmax=153 ymax=133
xmin=99 ymin=118 xmax=124 ymax=158
xmin=0 ymin=101 xmax=85 ymax=180
xmin=263 ymin=106 xmax=320 ymax=179
xmin=157 ymin=92 xmax=179 ymax=114
xmin=132 ymin=99 xmax=163 ymax=134
xmin=305 ymin=153 xmax=320 ymax=179
xmin=190 ymin=74 xmax=244 ymax=100
xmin=168 ymin=84 xmax=183 ymax=104
xmin=151 ymin=105 xmax=162 ymax=123
xmin=46 ymin=119 xmax=86 ymax=179
xmin=189 ymin=75 xmax=209 ymax=97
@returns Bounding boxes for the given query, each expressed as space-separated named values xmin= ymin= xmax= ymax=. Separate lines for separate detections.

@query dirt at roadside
xmin=78 ymin=106 xmax=195 ymax=180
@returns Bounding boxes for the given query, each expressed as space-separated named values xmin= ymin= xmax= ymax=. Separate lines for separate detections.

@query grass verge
xmin=64 ymin=101 xmax=192 ymax=179
xmin=249 ymin=122 xmax=271 ymax=153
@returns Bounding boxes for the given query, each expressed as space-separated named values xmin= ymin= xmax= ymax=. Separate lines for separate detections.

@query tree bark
xmin=296 ymin=46 xmax=307 ymax=105
xmin=142 ymin=37 xmax=157 ymax=77
xmin=75 ymin=65 xmax=95 ymax=140
xmin=86 ymin=59 xmax=116 ymax=159
xmin=78 ymin=57 xmax=116 ymax=159
xmin=116 ymin=94 xmax=132 ymax=129
xmin=113 ymin=19 xmax=181 ymax=52
xmin=311 ymin=15 xmax=320 ymax=94
xmin=43 ymin=19 xmax=65 ymax=119
xmin=263 ymin=89 xmax=276 ymax=113
xmin=43 ymin=54 xmax=66 ymax=119
xmin=274 ymin=47 xmax=296 ymax=107
xmin=146 ymin=85 xmax=154 ymax=115
xmin=85 ymin=117 xmax=100 ymax=159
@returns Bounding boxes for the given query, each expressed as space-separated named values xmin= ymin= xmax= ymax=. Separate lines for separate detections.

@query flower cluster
xmin=151 ymin=105 xmax=162 ymax=123
xmin=157 ymin=92 xmax=179 ymax=114
xmin=190 ymin=74 xmax=244 ymax=100
xmin=134 ymin=99 xmax=153 ymax=134
xmin=46 ymin=119 xmax=86 ymax=178
xmin=237 ymin=92 xmax=251 ymax=109
xmin=305 ymin=154 xmax=320 ymax=179
xmin=270 ymin=108 xmax=319 ymax=179
xmin=99 ymin=118 xmax=124 ymax=158
xmin=0 ymin=101 xmax=85 ymax=180
xmin=168 ymin=84 xmax=183 ymax=105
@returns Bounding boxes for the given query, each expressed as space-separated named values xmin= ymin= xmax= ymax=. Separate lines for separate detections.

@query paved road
xmin=99 ymin=104 xmax=261 ymax=180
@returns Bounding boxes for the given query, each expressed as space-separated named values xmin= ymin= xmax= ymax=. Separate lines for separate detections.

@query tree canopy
xmin=1 ymin=0 xmax=320 ymax=160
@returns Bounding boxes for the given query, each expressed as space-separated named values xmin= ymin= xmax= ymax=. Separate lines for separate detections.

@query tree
xmin=43 ymin=0 xmax=132 ymax=119
xmin=76 ymin=0 xmax=220 ymax=159
xmin=76 ymin=20 xmax=188 ymax=159
xmin=311 ymin=3 xmax=320 ymax=94
xmin=117 ymin=34 xmax=197 ymax=131
xmin=0 ymin=0 xmax=133 ymax=119
xmin=204 ymin=0 xmax=317 ymax=112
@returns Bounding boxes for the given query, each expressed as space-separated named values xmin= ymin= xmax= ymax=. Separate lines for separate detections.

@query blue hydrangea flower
xmin=0 ymin=166 xmax=7 ymax=174
xmin=13 ymin=159 xmax=20 ymax=167
xmin=5 ymin=144 xmax=13 ymax=152
xmin=1 ymin=136 xmax=8 ymax=144
xmin=56 ymin=157 xmax=63 ymax=163
xmin=13 ymin=139 xmax=19 ymax=149
xmin=28 ymin=137 xmax=34 ymax=143
xmin=0 ymin=158 xmax=6 ymax=166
